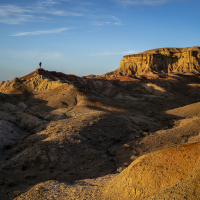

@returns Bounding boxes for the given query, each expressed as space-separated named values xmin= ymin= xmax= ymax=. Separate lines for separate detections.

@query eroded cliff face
xmin=105 ymin=46 xmax=200 ymax=76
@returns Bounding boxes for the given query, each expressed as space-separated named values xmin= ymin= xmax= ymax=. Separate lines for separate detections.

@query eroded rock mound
xmin=102 ymin=142 xmax=200 ymax=200
xmin=147 ymin=168 xmax=200 ymax=200
xmin=0 ymin=68 xmax=84 ymax=94
xmin=104 ymin=46 xmax=200 ymax=76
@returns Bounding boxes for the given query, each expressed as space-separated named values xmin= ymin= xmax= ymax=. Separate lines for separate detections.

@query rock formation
xmin=102 ymin=142 xmax=200 ymax=200
xmin=104 ymin=46 xmax=200 ymax=76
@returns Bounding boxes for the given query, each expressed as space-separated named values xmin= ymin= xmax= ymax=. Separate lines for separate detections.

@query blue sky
xmin=0 ymin=0 xmax=199 ymax=81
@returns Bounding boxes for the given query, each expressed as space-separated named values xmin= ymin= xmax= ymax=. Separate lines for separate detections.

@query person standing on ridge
xmin=39 ymin=62 xmax=42 ymax=68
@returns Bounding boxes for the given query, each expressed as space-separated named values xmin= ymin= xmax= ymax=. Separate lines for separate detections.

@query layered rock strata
xmin=105 ymin=46 xmax=200 ymax=76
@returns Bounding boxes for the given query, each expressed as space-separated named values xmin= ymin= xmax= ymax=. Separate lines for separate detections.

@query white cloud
xmin=92 ymin=21 xmax=111 ymax=26
xmin=88 ymin=50 xmax=138 ymax=56
xmin=0 ymin=5 xmax=35 ymax=24
xmin=37 ymin=0 xmax=60 ymax=7
xmin=0 ymin=2 xmax=83 ymax=24
xmin=114 ymin=22 xmax=122 ymax=25
xmin=91 ymin=15 xmax=122 ymax=26
xmin=0 ymin=5 xmax=32 ymax=16
xmin=11 ymin=28 xmax=68 ymax=36
xmin=46 ymin=10 xmax=83 ymax=16
xmin=111 ymin=0 xmax=182 ymax=6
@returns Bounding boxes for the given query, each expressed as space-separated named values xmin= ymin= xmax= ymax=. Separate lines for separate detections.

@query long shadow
xmin=0 ymin=75 xmax=199 ymax=199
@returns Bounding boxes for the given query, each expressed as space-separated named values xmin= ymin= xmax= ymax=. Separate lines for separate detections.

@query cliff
xmin=105 ymin=46 xmax=200 ymax=76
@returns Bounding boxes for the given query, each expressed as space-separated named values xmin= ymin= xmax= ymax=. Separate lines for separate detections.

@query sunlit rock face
xmin=105 ymin=46 xmax=200 ymax=76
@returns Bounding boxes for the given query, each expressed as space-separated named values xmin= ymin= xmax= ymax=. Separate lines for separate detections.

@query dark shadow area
xmin=151 ymin=53 xmax=179 ymax=72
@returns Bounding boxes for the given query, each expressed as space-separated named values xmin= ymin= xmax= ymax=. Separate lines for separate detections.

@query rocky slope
xmin=0 ymin=51 xmax=200 ymax=199
xmin=102 ymin=142 xmax=200 ymax=200
xmin=103 ymin=46 xmax=200 ymax=76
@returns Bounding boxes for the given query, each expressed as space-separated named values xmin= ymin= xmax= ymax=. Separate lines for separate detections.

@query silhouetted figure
xmin=39 ymin=62 xmax=42 ymax=68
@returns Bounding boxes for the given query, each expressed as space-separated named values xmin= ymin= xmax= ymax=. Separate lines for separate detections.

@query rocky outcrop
xmin=104 ymin=46 xmax=200 ymax=76
xmin=0 ymin=71 xmax=69 ymax=95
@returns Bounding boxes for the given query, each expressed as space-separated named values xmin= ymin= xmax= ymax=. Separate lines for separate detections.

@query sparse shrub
xmin=5 ymin=179 xmax=15 ymax=187
xmin=4 ymin=144 xmax=12 ymax=150
xmin=63 ymin=168 xmax=69 ymax=172
xmin=143 ymin=132 xmax=149 ymax=136
xmin=124 ymin=162 xmax=129 ymax=167
xmin=142 ymin=127 xmax=149 ymax=132
xmin=24 ymin=174 xmax=36 ymax=179
xmin=124 ymin=143 xmax=130 ymax=148
xmin=112 ymin=138 xmax=121 ymax=143
xmin=37 ymin=186 xmax=45 ymax=193
xmin=130 ymin=136 xmax=136 ymax=140
xmin=21 ymin=164 xmax=27 ymax=171
xmin=13 ymin=190 xmax=21 ymax=197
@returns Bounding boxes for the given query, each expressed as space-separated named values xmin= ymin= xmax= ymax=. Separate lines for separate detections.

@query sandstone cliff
xmin=105 ymin=46 xmax=200 ymax=76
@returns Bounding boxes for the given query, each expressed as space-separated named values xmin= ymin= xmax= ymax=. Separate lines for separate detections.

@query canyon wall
xmin=105 ymin=46 xmax=200 ymax=76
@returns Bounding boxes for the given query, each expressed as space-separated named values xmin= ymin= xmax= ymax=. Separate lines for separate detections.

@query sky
xmin=0 ymin=0 xmax=200 ymax=81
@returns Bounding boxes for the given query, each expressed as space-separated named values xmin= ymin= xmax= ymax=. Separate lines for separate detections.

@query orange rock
xmin=104 ymin=46 xmax=200 ymax=76
xmin=102 ymin=142 xmax=200 ymax=200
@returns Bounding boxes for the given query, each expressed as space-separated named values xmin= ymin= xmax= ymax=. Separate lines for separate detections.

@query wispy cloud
xmin=37 ymin=0 xmax=60 ymax=7
xmin=114 ymin=22 xmax=122 ymax=25
xmin=111 ymin=0 xmax=182 ymax=6
xmin=0 ymin=5 xmax=31 ymax=16
xmin=0 ymin=1 xmax=123 ymax=33
xmin=88 ymin=50 xmax=138 ymax=56
xmin=92 ymin=21 xmax=111 ymax=26
xmin=11 ymin=50 xmax=62 ymax=59
xmin=111 ymin=15 xmax=122 ymax=25
xmin=0 ymin=2 xmax=83 ymax=24
xmin=42 ymin=52 xmax=62 ymax=59
xmin=91 ymin=15 xmax=122 ymax=26
xmin=11 ymin=28 xmax=68 ymax=36
xmin=45 ymin=10 xmax=83 ymax=16
xmin=0 ymin=5 xmax=35 ymax=24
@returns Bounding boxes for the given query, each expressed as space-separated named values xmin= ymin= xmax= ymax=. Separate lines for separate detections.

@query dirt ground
xmin=0 ymin=69 xmax=200 ymax=199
